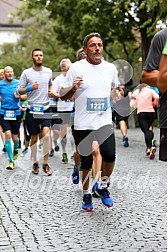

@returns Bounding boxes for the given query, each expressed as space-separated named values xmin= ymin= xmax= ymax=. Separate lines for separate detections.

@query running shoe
xmin=32 ymin=163 xmax=39 ymax=174
xmin=49 ymin=149 xmax=54 ymax=157
xmin=146 ymin=147 xmax=151 ymax=156
xmin=72 ymin=166 xmax=79 ymax=184
xmin=13 ymin=149 xmax=18 ymax=160
xmin=92 ymin=181 xmax=111 ymax=198
xmin=149 ymin=147 xmax=156 ymax=160
xmin=20 ymin=147 xmax=28 ymax=157
xmin=43 ymin=164 xmax=52 ymax=176
xmin=92 ymin=190 xmax=100 ymax=198
xmin=152 ymin=139 xmax=156 ymax=147
xmin=6 ymin=161 xmax=14 ymax=170
xmin=54 ymin=145 xmax=59 ymax=152
xmin=62 ymin=152 xmax=68 ymax=164
xmin=92 ymin=182 xmax=101 ymax=198
xmin=92 ymin=181 xmax=110 ymax=198
xmin=2 ymin=146 xmax=7 ymax=152
xmin=123 ymin=137 xmax=129 ymax=147
xmin=92 ymin=182 xmax=113 ymax=207
xmin=82 ymin=194 xmax=94 ymax=212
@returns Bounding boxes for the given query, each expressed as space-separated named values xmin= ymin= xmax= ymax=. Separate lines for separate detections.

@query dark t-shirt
xmin=143 ymin=27 xmax=167 ymax=128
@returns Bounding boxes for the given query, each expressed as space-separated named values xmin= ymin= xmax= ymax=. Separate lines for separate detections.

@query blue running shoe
xmin=92 ymin=182 xmax=113 ymax=207
xmin=123 ymin=137 xmax=129 ymax=147
xmin=92 ymin=182 xmax=100 ymax=198
xmin=72 ymin=166 xmax=79 ymax=184
xmin=82 ymin=194 xmax=94 ymax=212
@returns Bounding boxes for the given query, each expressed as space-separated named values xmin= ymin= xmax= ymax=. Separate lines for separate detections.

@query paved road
xmin=0 ymin=127 xmax=166 ymax=252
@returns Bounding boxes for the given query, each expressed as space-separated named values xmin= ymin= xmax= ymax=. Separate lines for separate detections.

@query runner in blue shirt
xmin=0 ymin=66 xmax=21 ymax=169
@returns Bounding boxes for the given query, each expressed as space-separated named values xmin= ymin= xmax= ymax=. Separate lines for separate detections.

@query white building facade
xmin=0 ymin=0 xmax=22 ymax=45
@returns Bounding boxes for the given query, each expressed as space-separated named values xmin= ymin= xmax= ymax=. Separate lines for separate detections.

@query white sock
xmin=99 ymin=181 xmax=108 ymax=189
xmin=83 ymin=189 xmax=90 ymax=195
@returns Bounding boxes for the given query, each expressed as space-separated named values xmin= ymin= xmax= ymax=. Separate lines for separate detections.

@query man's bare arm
xmin=141 ymin=69 xmax=159 ymax=87
xmin=17 ymin=81 xmax=39 ymax=95
xmin=59 ymin=87 xmax=76 ymax=100
xmin=158 ymin=55 xmax=167 ymax=93
xmin=60 ymin=76 xmax=83 ymax=100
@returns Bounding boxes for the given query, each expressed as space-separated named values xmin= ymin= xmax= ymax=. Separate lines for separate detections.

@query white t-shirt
xmin=53 ymin=73 xmax=74 ymax=112
xmin=63 ymin=59 xmax=119 ymax=130
xmin=18 ymin=66 xmax=52 ymax=108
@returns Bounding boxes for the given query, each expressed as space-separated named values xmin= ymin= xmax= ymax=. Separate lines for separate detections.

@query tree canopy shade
xmin=20 ymin=0 xmax=167 ymax=65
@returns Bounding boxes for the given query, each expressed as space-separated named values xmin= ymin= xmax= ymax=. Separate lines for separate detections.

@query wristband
xmin=162 ymin=40 xmax=167 ymax=55
xmin=26 ymin=85 xmax=33 ymax=92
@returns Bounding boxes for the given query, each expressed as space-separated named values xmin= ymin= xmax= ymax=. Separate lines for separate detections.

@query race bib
xmin=4 ymin=110 xmax=16 ymax=120
xmin=30 ymin=104 xmax=44 ymax=114
xmin=86 ymin=98 xmax=108 ymax=112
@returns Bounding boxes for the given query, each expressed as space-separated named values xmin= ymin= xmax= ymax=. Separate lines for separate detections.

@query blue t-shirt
xmin=0 ymin=78 xmax=21 ymax=116
xmin=149 ymin=86 xmax=159 ymax=94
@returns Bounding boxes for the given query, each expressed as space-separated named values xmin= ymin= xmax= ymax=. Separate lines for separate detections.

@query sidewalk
xmin=0 ymin=127 xmax=166 ymax=252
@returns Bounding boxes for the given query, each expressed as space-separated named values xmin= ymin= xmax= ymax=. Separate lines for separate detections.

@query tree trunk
xmin=140 ymin=27 xmax=153 ymax=66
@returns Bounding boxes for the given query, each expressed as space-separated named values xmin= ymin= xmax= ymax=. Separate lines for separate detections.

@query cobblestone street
xmin=0 ymin=127 xmax=167 ymax=252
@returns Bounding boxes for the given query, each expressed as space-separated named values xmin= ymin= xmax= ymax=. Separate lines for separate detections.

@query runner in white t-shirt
xmin=49 ymin=59 xmax=74 ymax=163
xmin=71 ymin=49 xmax=102 ymax=192
xmin=60 ymin=32 xmax=120 ymax=211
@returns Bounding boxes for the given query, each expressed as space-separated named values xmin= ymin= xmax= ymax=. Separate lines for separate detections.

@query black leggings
xmin=73 ymin=125 xmax=116 ymax=170
xmin=137 ymin=112 xmax=155 ymax=147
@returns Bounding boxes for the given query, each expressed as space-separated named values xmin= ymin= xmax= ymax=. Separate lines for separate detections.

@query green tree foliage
xmin=0 ymin=43 xmax=23 ymax=77
xmin=21 ymin=0 xmax=138 ymax=63
xmin=20 ymin=0 xmax=167 ymax=64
